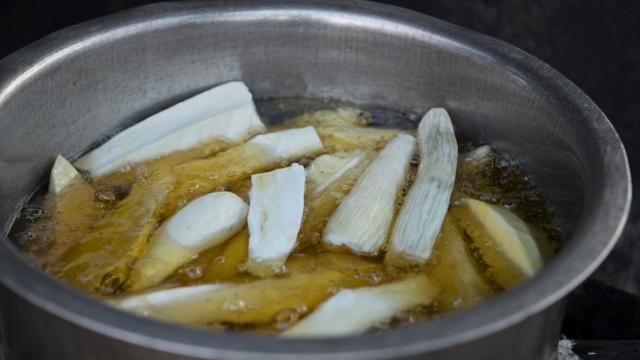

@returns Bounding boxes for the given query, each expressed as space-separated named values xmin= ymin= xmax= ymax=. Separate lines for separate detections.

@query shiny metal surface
xmin=0 ymin=1 xmax=631 ymax=359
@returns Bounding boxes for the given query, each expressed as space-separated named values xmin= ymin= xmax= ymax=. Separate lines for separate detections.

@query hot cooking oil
xmin=9 ymin=97 xmax=564 ymax=334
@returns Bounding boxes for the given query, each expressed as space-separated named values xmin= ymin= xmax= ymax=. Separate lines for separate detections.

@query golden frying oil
xmin=9 ymin=97 xmax=563 ymax=334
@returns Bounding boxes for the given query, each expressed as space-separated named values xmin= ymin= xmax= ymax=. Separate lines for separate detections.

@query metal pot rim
xmin=0 ymin=1 xmax=631 ymax=359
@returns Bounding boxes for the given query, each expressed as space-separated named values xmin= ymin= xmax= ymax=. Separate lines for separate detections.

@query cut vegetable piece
xmin=36 ymin=156 xmax=98 ymax=268
xmin=387 ymin=108 xmax=458 ymax=265
xmin=163 ymin=127 xmax=323 ymax=218
xmin=109 ymin=270 xmax=367 ymax=325
xmin=298 ymin=151 xmax=374 ymax=249
xmin=454 ymin=145 xmax=497 ymax=200
xmin=76 ymin=81 xmax=266 ymax=177
xmin=115 ymin=104 xmax=262 ymax=170
xmin=246 ymin=164 xmax=305 ymax=277
xmin=459 ymin=145 xmax=493 ymax=177
xmin=276 ymin=107 xmax=405 ymax=152
xmin=451 ymin=198 xmax=544 ymax=289
xmin=425 ymin=216 xmax=494 ymax=312
xmin=247 ymin=127 xmax=322 ymax=160
xmin=282 ymin=274 xmax=438 ymax=337
xmin=324 ymin=134 xmax=415 ymax=255
xmin=317 ymin=126 xmax=406 ymax=152
xmin=92 ymin=137 xmax=238 ymax=190
xmin=108 ymin=283 xmax=230 ymax=314
xmin=305 ymin=151 xmax=367 ymax=198
xmin=127 ymin=192 xmax=248 ymax=290
xmin=48 ymin=155 xmax=85 ymax=195
xmin=277 ymin=108 xmax=369 ymax=129
xmin=57 ymin=171 xmax=175 ymax=295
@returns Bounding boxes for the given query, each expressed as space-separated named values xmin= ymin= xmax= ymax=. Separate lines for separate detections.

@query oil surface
xmin=9 ymin=97 xmax=564 ymax=334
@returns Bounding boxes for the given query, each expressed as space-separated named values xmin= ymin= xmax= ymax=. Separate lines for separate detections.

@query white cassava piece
xmin=386 ymin=108 xmax=458 ymax=264
xmin=323 ymin=134 xmax=416 ymax=255
xmin=246 ymin=126 xmax=323 ymax=161
xmin=48 ymin=155 xmax=86 ymax=195
xmin=128 ymin=192 xmax=248 ymax=290
xmin=282 ymin=274 xmax=438 ymax=337
xmin=76 ymin=81 xmax=266 ymax=176
xmin=305 ymin=151 xmax=367 ymax=198
xmin=454 ymin=198 xmax=543 ymax=289
xmin=247 ymin=163 xmax=306 ymax=277
xmin=108 ymin=283 xmax=230 ymax=322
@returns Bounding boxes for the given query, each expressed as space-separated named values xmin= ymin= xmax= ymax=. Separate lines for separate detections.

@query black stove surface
xmin=1 ymin=0 xmax=639 ymax=359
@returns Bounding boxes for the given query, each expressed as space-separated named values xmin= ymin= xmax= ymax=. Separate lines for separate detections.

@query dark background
xmin=2 ymin=0 xmax=640 ymax=348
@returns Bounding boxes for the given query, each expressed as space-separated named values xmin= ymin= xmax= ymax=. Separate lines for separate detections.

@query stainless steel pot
xmin=0 ymin=1 xmax=631 ymax=359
